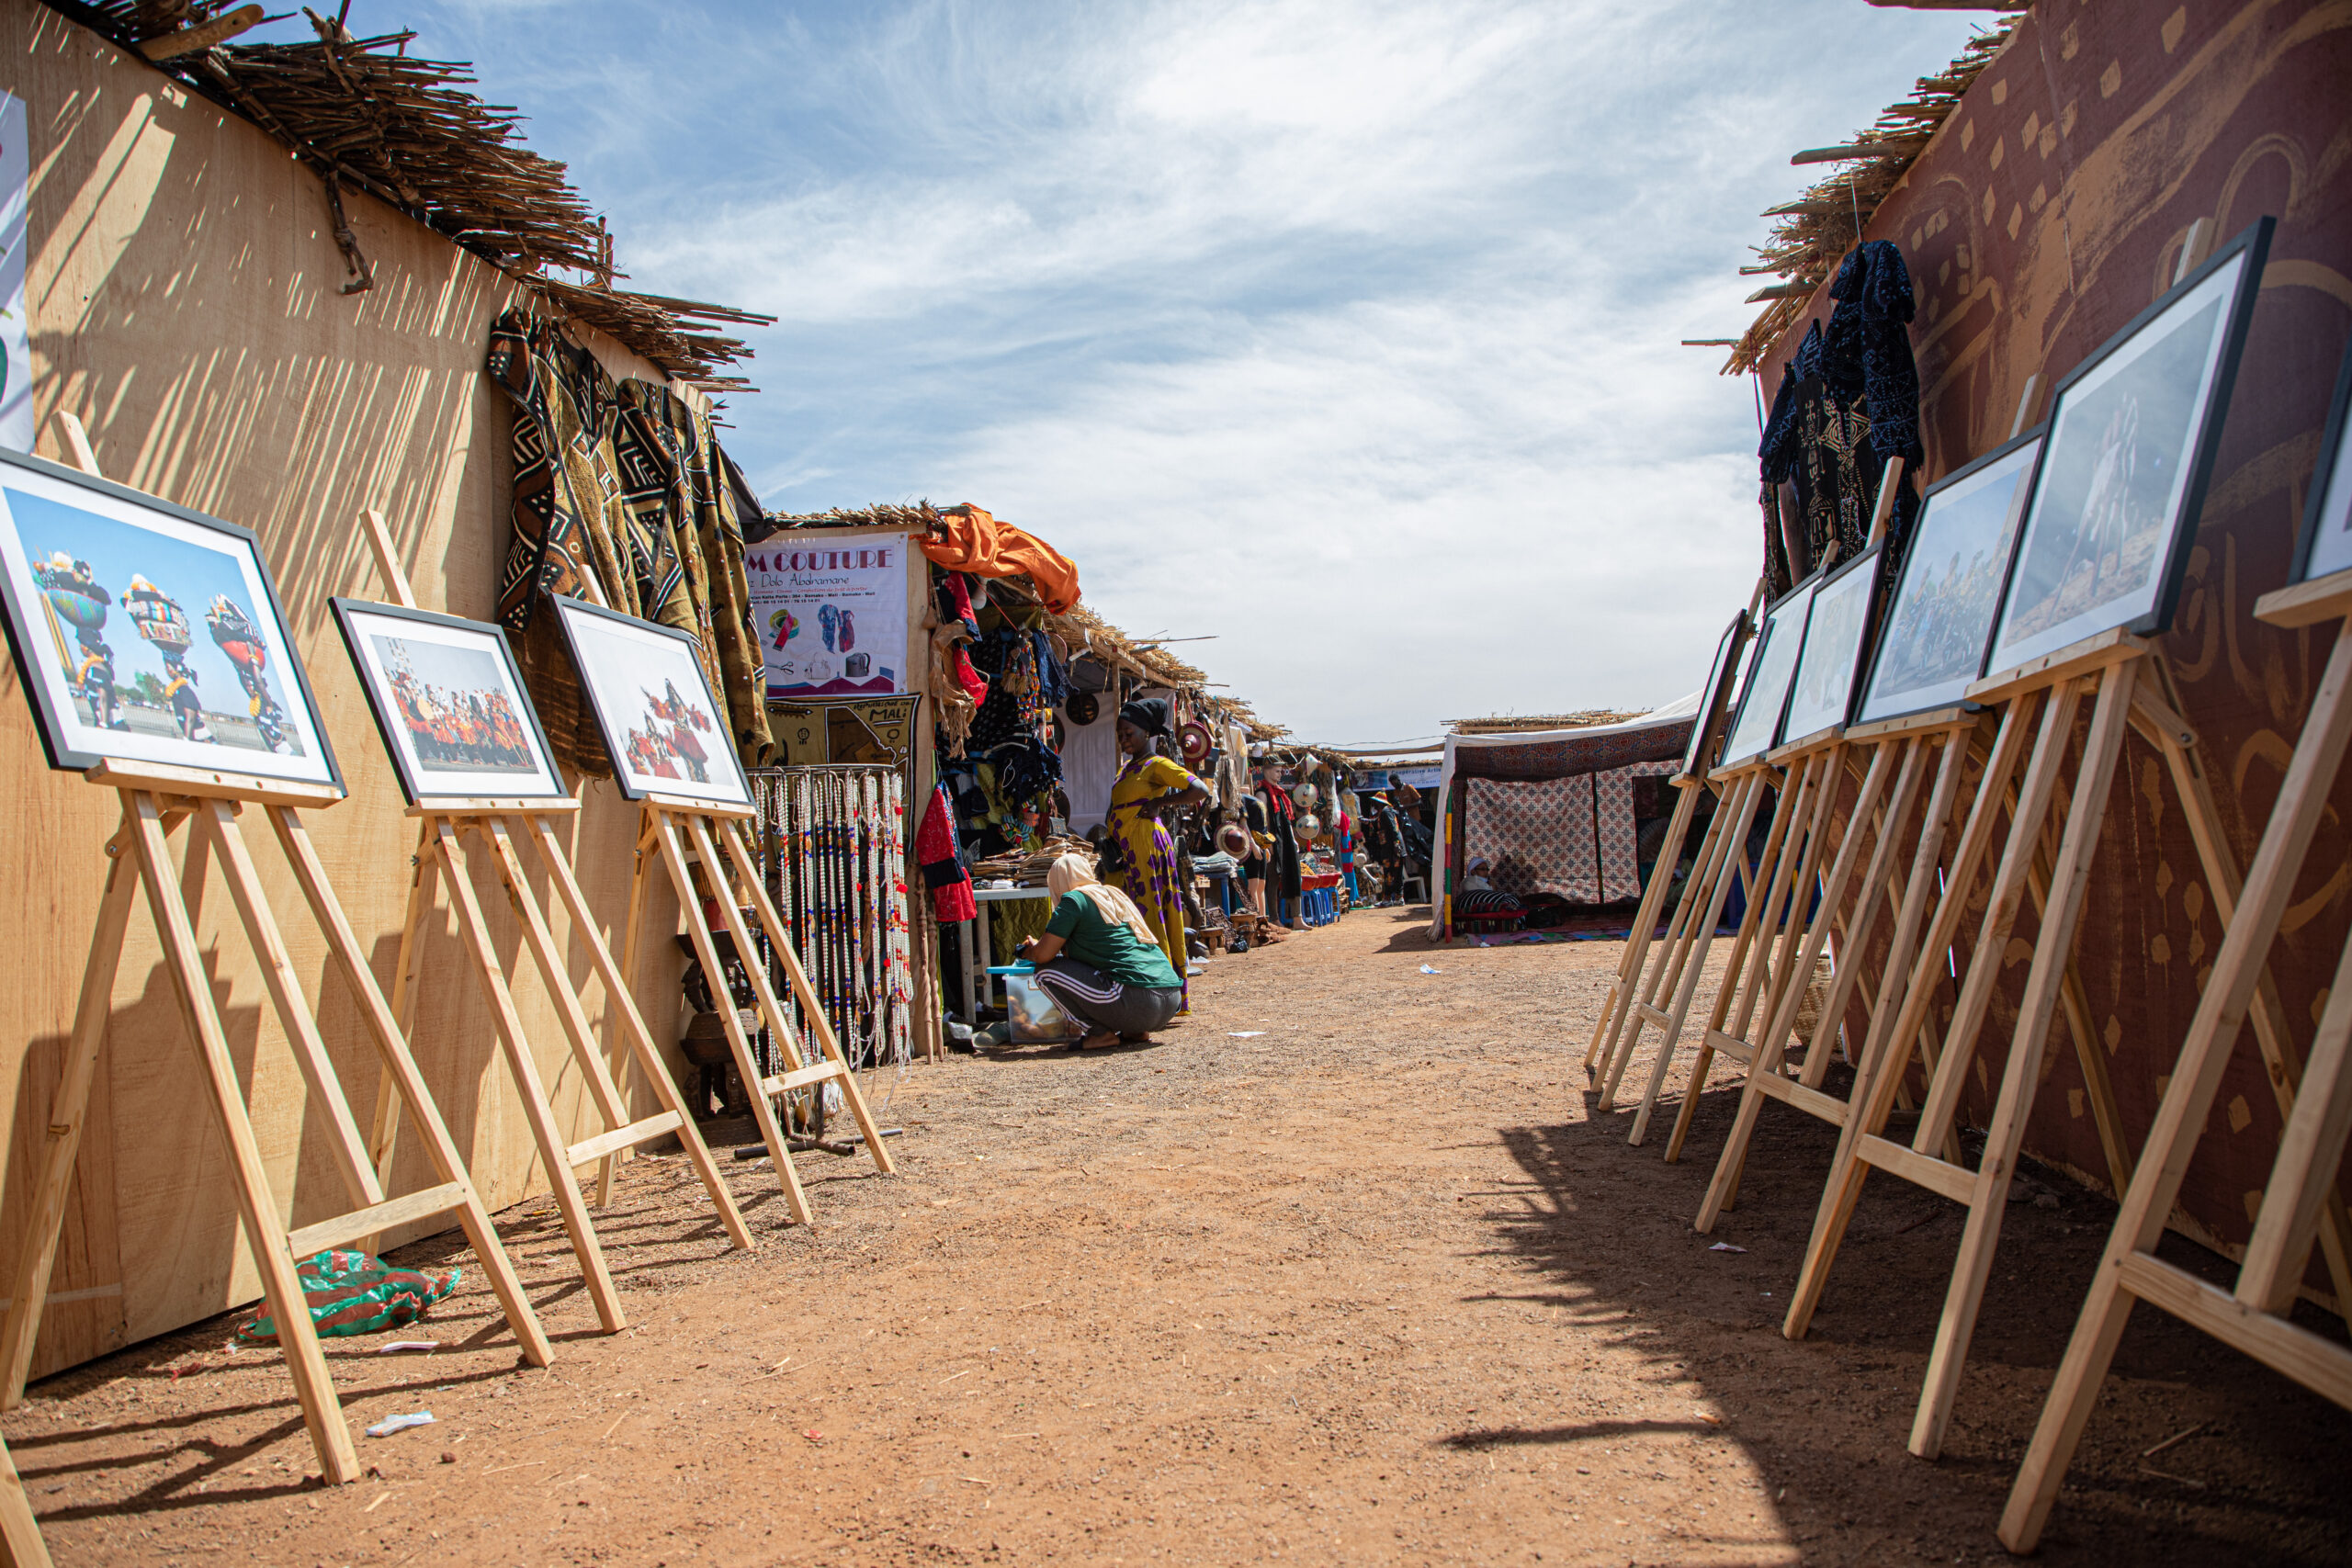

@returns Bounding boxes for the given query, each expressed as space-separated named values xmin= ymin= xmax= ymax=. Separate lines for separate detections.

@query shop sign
xmin=744 ymin=531 xmax=908 ymax=698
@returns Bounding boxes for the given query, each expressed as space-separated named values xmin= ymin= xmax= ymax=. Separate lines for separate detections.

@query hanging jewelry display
xmin=744 ymin=762 xmax=915 ymax=1123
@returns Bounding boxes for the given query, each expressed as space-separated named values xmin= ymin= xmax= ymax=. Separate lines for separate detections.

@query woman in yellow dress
xmin=1104 ymin=698 xmax=1210 ymax=1008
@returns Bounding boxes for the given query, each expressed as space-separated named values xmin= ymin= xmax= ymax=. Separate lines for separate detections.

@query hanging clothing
xmin=484 ymin=309 xmax=776 ymax=769
xmin=1104 ymin=753 xmax=1206 ymax=1002
xmin=1259 ymin=781 xmax=1304 ymax=902
xmin=917 ymin=504 xmax=1082 ymax=614
xmin=917 ymin=784 xmax=976 ymax=923
xmin=1058 ymin=703 xmax=1121 ymax=832
xmin=1757 ymin=243 xmax=1924 ymax=599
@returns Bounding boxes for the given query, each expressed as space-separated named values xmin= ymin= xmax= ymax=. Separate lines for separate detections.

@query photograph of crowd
xmin=370 ymin=634 xmax=537 ymax=774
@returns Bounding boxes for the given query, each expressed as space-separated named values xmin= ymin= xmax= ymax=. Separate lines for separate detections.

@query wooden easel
xmin=613 ymin=791 xmax=898 ymax=1224
xmin=1591 ymin=754 xmax=1774 ymax=1142
xmin=0 ymin=423 xmax=551 ymax=1490
xmin=356 ymin=513 xmax=755 ymax=1336
xmin=1581 ymin=773 xmax=1708 ymax=1072
xmin=1999 ymin=567 xmax=2352 ymax=1551
xmin=1583 ymin=595 xmax=1759 ymax=1086
xmin=1678 ymin=704 xmax=1977 ymax=1197
xmin=1774 ymin=619 xmax=2352 ymax=1458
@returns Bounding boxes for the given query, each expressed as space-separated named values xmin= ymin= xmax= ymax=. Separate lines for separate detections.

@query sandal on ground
xmin=1077 ymin=1029 xmax=1122 ymax=1050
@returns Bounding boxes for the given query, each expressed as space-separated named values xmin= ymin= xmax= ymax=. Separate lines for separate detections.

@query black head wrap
xmin=1119 ymin=697 xmax=1171 ymax=736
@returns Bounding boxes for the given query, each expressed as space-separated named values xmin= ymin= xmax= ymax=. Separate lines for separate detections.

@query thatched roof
xmin=51 ymin=2 xmax=773 ymax=385
xmin=760 ymin=502 xmax=1285 ymax=739
xmin=1447 ymin=710 xmax=1649 ymax=736
xmin=1723 ymin=10 xmax=2024 ymax=374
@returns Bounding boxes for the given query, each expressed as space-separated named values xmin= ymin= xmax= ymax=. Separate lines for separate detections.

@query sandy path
xmin=6 ymin=906 xmax=2346 ymax=1565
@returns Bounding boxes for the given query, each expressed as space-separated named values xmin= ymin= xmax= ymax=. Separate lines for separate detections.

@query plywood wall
xmin=0 ymin=2 xmax=704 ymax=1378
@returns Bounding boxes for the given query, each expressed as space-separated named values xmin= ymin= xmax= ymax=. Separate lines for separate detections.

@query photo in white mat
xmin=1986 ymin=219 xmax=2271 ymax=674
xmin=549 ymin=595 xmax=752 ymax=807
xmin=332 ymin=600 xmax=566 ymax=807
xmin=0 ymin=450 xmax=337 ymax=785
xmin=1679 ymin=609 xmax=1752 ymax=780
xmin=1717 ymin=577 xmax=1816 ymax=772
xmin=2292 ymin=339 xmax=2352 ymax=586
xmin=1781 ymin=547 xmax=1880 ymax=743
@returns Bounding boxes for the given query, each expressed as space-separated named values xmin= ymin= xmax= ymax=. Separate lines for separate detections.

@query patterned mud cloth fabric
xmin=1463 ymin=774 xmax=1599 ymax=903
xmin=235 ymin=1250 xmax=459 ymax=1342
xmin=1594 ymin=761 xmax=1683 ymax=901
xmin=485 ymin=310 xmax=776 ymax=770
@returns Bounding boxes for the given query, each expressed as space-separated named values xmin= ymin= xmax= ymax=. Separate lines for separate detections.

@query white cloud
xmin=380 ymin=0 xmax=1987 ymax=739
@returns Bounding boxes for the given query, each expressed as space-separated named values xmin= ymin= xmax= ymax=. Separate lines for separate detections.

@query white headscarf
xmin=1046 ymin=852 xmax=1160 ymax=947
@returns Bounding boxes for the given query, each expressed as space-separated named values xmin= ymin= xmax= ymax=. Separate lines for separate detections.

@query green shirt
xmin=1044 ymin=891 xmax=1182 ymax=989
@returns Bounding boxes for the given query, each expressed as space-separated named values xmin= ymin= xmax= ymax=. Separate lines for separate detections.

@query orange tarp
xmin=921 ymin=504 xmax=1081 ymax=614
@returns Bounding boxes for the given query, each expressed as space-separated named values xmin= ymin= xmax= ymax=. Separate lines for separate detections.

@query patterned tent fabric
xmin=1464 ymin=775 xmax=1599 ymax=902
xmin=1453 ymin=718 xmax=1692 ymax=782
xmin=1595 ymin=761 xmax=1681 ymax=900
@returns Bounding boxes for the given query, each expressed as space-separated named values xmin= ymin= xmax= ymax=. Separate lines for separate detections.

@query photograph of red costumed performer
xmin=1016 ymin=853 xmax=1185 ymax=1051
xmin=1103 ymin=697 xmax=1209 ymax=1010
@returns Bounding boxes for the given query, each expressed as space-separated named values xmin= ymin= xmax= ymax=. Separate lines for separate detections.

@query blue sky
xmin=295 ymin=2 xmax=1986 ymax=744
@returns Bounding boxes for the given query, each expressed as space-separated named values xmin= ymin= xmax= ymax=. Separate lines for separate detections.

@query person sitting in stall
xmin=1016 ymin=853 xmax=1185 ymax=1050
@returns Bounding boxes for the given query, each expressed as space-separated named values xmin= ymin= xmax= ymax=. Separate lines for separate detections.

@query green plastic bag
xmin=236 ymin=1249 xmax=460 ymax=1343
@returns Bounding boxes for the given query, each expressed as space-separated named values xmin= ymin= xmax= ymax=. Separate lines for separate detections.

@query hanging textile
xmin=1756 ymin=243 xmax=1923 ymax=599
xmin=485 ymin=309 xmax=776 ymax=769
xmin=1593 ymin=761 xmax=1681 ymax=901
xmin=1463 ymin=775 xmax=1599 ymax=903
xmin=916 ymin=504 xmax=1082 ymax=614
xmin=748 ymin=766 xmax=914 ymax=1090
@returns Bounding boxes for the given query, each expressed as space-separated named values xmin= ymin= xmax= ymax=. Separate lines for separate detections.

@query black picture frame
xmin=330 ymin=598 xmax=568 ymax=807
xmin=1854 ymin=426 xmax=2045 ymax=725
xmin=548 ymin=595 xmax=753 ymax=807
xmin=1985 ymin=215 xmax=2274 ymax=676
xmin=1717 ymin=574 xmax=1818 ymax=773
xmin=2290 ymin=334 xmax=2352 ymax=585
xmin=0 ymin=446 xmax=342 ymax=786
xmin=1781 ymin=543 xmax=1883 ymax=746
xmin=1679 ymin=609 xmax=1752 ymax=781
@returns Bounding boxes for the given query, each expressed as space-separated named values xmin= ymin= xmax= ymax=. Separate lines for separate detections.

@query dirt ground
xmin=9 ymin=905 xmax=2350 ymax=1566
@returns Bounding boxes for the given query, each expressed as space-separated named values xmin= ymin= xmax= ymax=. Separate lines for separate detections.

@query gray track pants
xmin=1033 ymin=957 xmax=1183 ymax=1036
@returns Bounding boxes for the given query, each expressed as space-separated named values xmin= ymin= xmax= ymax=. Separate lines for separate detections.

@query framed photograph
xmin=0 ymin=448 xmax=339 ymax=785
xmin=1986 ymin=217 xmax=2273 ymax=676
xmin=1717 ymin=577 xmax=1817 ymax=772
xmin=549 ymin=596 xmax=751 ymax=807
xmin=1855 ymin=430 xmax=2043 ymax=724
xmin=1781 ymin=545 xmax=1882 ymax=743
xmin=2290 ymin=336 xmax=2352 ymax=585
xmin=1679 ymin=609 xmax=1752 ymax=780
xmin=331 ymin=599 xmax=566 ymax=807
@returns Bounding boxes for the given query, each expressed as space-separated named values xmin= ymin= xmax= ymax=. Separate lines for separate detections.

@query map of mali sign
xmin=744 ymin=531 xmax=909 ymax=698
